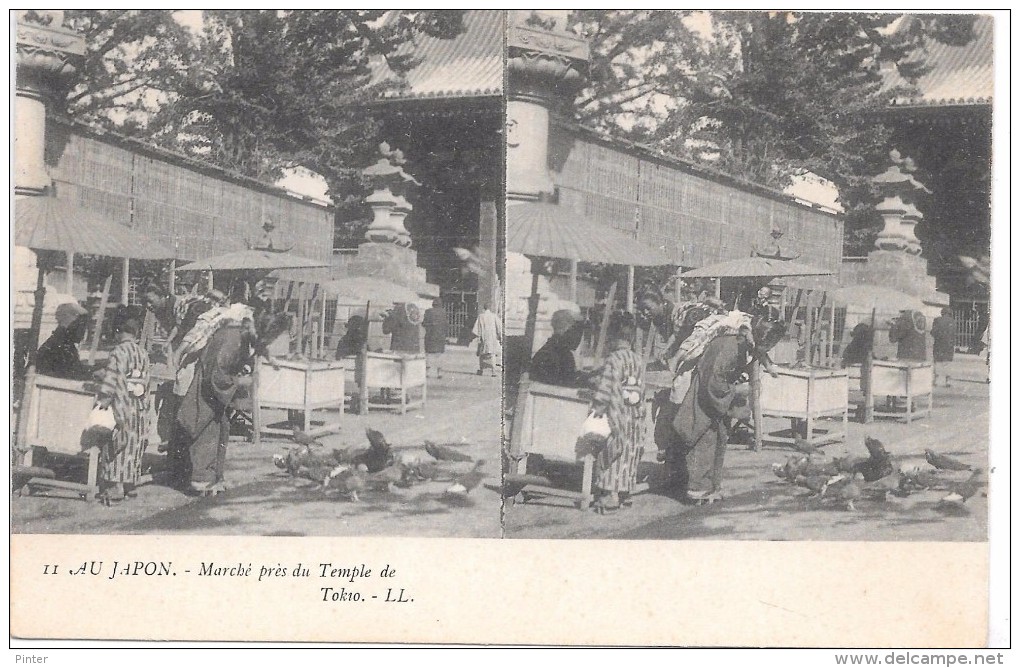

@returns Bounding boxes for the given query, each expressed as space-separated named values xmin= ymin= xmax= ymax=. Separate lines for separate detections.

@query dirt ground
xmin=11 ymin=350 xmax=992 ymax=541
xmin=504 ymin=354 xmax=991 ymax=541
xmin=11 ymin=347 xmax=503 ymax=538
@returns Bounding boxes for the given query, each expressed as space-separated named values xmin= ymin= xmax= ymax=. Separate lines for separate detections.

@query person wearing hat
xmin=35 ymin=302 xmax=91 ymax=380
xmin=529 ymin=309 xmax=584 ymax=387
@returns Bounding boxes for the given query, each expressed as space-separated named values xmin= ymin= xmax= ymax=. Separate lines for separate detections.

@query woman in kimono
xmin=665 ymin=316 xmax=785 ymax=503
xmin=589 ymin=313 xmax=646 ymax=513
xmin=170 ymin=311 xmax=289 ymax=495
xmin=95 ymin=317 xmax=151 ymax=504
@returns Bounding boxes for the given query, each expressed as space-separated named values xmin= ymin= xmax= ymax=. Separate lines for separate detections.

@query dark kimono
xmin=530 ymin=334 xmax=579 ymax=387
xmin=591 ymin=348 xmax=647 ymax=494
xmin=35 ymin=328 xmax=90 ymax=380
xmin=422 ymin=307 xmax=448 ymax=354
xmin=96 ymin=340 xmax=151 ymax=484
xmin=931 ymin=315 xmax=955 ymax=363
xmin=383 ymin=304 xmax=422 ymax=353
xmin=171 ymin=325 xmax=253 ymax=486
xmin=667 ymin=333 xmax=749 ymax=496
xmin=889 ymin=311 xmax=928 ymax=361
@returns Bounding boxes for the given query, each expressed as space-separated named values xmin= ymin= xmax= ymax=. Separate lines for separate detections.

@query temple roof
xmin=884 ymin=14 xmax=993 ymax=108
xmin=369 ymin=10 xmax=503 ymax=101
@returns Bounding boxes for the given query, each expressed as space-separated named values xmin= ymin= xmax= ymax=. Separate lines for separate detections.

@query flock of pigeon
xmin=772 ymin=435 xmax=986 ymax=513
xmin=273 ymin=428 xmax=486 ymax=503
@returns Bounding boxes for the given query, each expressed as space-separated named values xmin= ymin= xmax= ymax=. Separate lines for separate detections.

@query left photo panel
xmin=11 ymin=9 xmax=506 ymax=538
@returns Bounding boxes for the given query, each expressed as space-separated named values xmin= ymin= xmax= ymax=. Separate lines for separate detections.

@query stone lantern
xmin=361 ymin=143 xmax=419 ymax=244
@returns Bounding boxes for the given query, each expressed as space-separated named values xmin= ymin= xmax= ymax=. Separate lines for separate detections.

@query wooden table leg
xmin=579 ymin=453 xmax=594 ymax=511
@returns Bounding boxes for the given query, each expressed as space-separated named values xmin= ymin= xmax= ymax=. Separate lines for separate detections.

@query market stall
xmin=13 ymin=195 xmax=175 ymax=498
xmin=680 ymin=255 xmax=835 ymax=451
xmin=505 ymin=200 xmax=671 ymax=507
xmin=176 ymin=244 xmax=330 ymax=442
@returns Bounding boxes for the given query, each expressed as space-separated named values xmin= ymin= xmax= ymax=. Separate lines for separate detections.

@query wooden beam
xmin=862 ymin=308 xmax=877 ymax=424
xmin=593 ymin=281 xmax=618 ymax=360
xmin=88 ymin=274 xmax=113 ymax=366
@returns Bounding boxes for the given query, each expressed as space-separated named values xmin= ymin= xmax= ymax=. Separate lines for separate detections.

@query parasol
xmin=680 ymin=255 xmax=832 ymax=278
xmin=507 ymin=201 xmax=673 ymax=351
xmin=175 ymin=249 xmax=328 ymax=272
xmin=506 ymin=201 xmax=673 ymax=266
xmin=15 ymin=196 xmax=175 ymax=260
xmin=828 ymin=284 xmax=926 ymax=314
xmin=14 ymin=196 xmax=176 ymax=358
xmin=321 ymin=276 xmax=428 ymax=305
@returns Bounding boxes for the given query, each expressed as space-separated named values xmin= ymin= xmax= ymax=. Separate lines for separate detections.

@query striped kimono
xmin=97 ymin=340 xmax=151 ymax=484
xmin=591 ymin=347 xmax=647 ymax=494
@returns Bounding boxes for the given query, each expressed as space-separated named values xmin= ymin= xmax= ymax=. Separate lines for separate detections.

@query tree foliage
xmin=59 ymin=10 xmax=465 ymax=226
xmin=570 ymin=11 xmax=979 ymax=252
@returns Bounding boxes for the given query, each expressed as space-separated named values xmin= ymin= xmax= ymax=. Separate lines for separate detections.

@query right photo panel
xmin=501 ymin=10 xmax=993 ymax=541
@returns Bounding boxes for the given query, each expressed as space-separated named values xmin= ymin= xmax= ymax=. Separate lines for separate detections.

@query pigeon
xmin=833 ymin=473 xmax=863 ymax=511
xmin=355 ymin=429 xmax=393 ymax=473
xmin=924 ymin=449 xmax=972 ymax=471
xmin=368 ymin=464 xmax=406 ymax=491
xmin=855 ymin=437 xmax=894 ymax=482
xmin=446 ymin=460 xmax=487 ymax=495
xmin=795 ymin=474 xmax=836 ymax=497
xmin=424 ymin=440 xmax=474 ymax=463
xmin=940 ymin=468 xmax=986 ymax=505
xmin=324 ymin=464 xmax=367 ymax=502
xmin=863 ymin=471 xmax=903 ymax=500
xmin=899 ymin=467 xmax=944 ymax=492
xmin=791 ymin=435 xmax=820 ymax=456
xmin=292 ymin=428 xmax=323 ymax=448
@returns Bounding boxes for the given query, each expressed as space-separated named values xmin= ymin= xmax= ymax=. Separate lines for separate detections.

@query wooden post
xmin=318 ymin=294 xmax=327 ymax=357
xmin=626 ymin=265 xmax=635 ymax=313
xmin=826 ymin=303 xmax=836 ymax=365
xmin=786 ymin=289 xmax=805 ymax=339
xmin=297 ymin=282 xmax=306 ymax=357
xmin=523 ymin=270 xmax=541 ymax=355
xmin=251 ymin=358 xmax=262 ymax=447
xmin=593 ymin=281 xmax=618 ymax=360
xmin=715 ymin=277 xmax=721 ymax=300
xmin=568 ymin=260 xmax=578 ymax=304
xmin=89 ymin=274 xmax=113 ymax=365
xmin=862 ymin=308 xmax=876 ymax=423
xmin=66 ymin=252 xmax=74 ymax=296
xmin=168 ymin=259 xmax=176 ymax=295
xmin=750 ymin=360 xmax=763 ymax=452
xmin=358 ymin=301 xmax=371 ymax=416
xmin=121 ymin=257 xmax=130 ymax=305
xmin=14 ymin=368 xmax=38 ymax=464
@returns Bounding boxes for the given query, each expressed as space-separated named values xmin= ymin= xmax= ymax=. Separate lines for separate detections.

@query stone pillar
xmin=506 ymin=11 xmax=591 ymax=349
xmin=506 ymin=10 xmax=590 ymax=201
xmin=14 ymin=11 xmax=85 ymax=196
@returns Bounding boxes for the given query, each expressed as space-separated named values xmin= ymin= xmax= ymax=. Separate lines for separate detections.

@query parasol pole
xmin=568 ymin=260 xmax=578 ymax=303
xmin=523 ymin=264 xmax=541 ymax=355
xmin=89 ymin=274 xmax=113 ymax=366
xmin=25 ymin=252 xmax=51 ymax=357
xmin=121 ymin=257 xmax=130 ymax=305
xmin=626 ymin=266 xmax=635 ymax=313
xmin=750 ymin=354 xmax=763 ymax=452
xmin=358 ymin=301 xmax=371 ymax=416
xmin=862 ymin=308 xmax=877 ymax=424
xmin=593 ymin=281 xmax=618 ymax=360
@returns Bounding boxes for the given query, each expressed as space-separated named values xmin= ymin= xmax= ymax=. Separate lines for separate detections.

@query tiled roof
xmin=370 ymin=10 xmax=503 ymax=100
xmin=885 ymin=14 xmax=993 ymax=107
